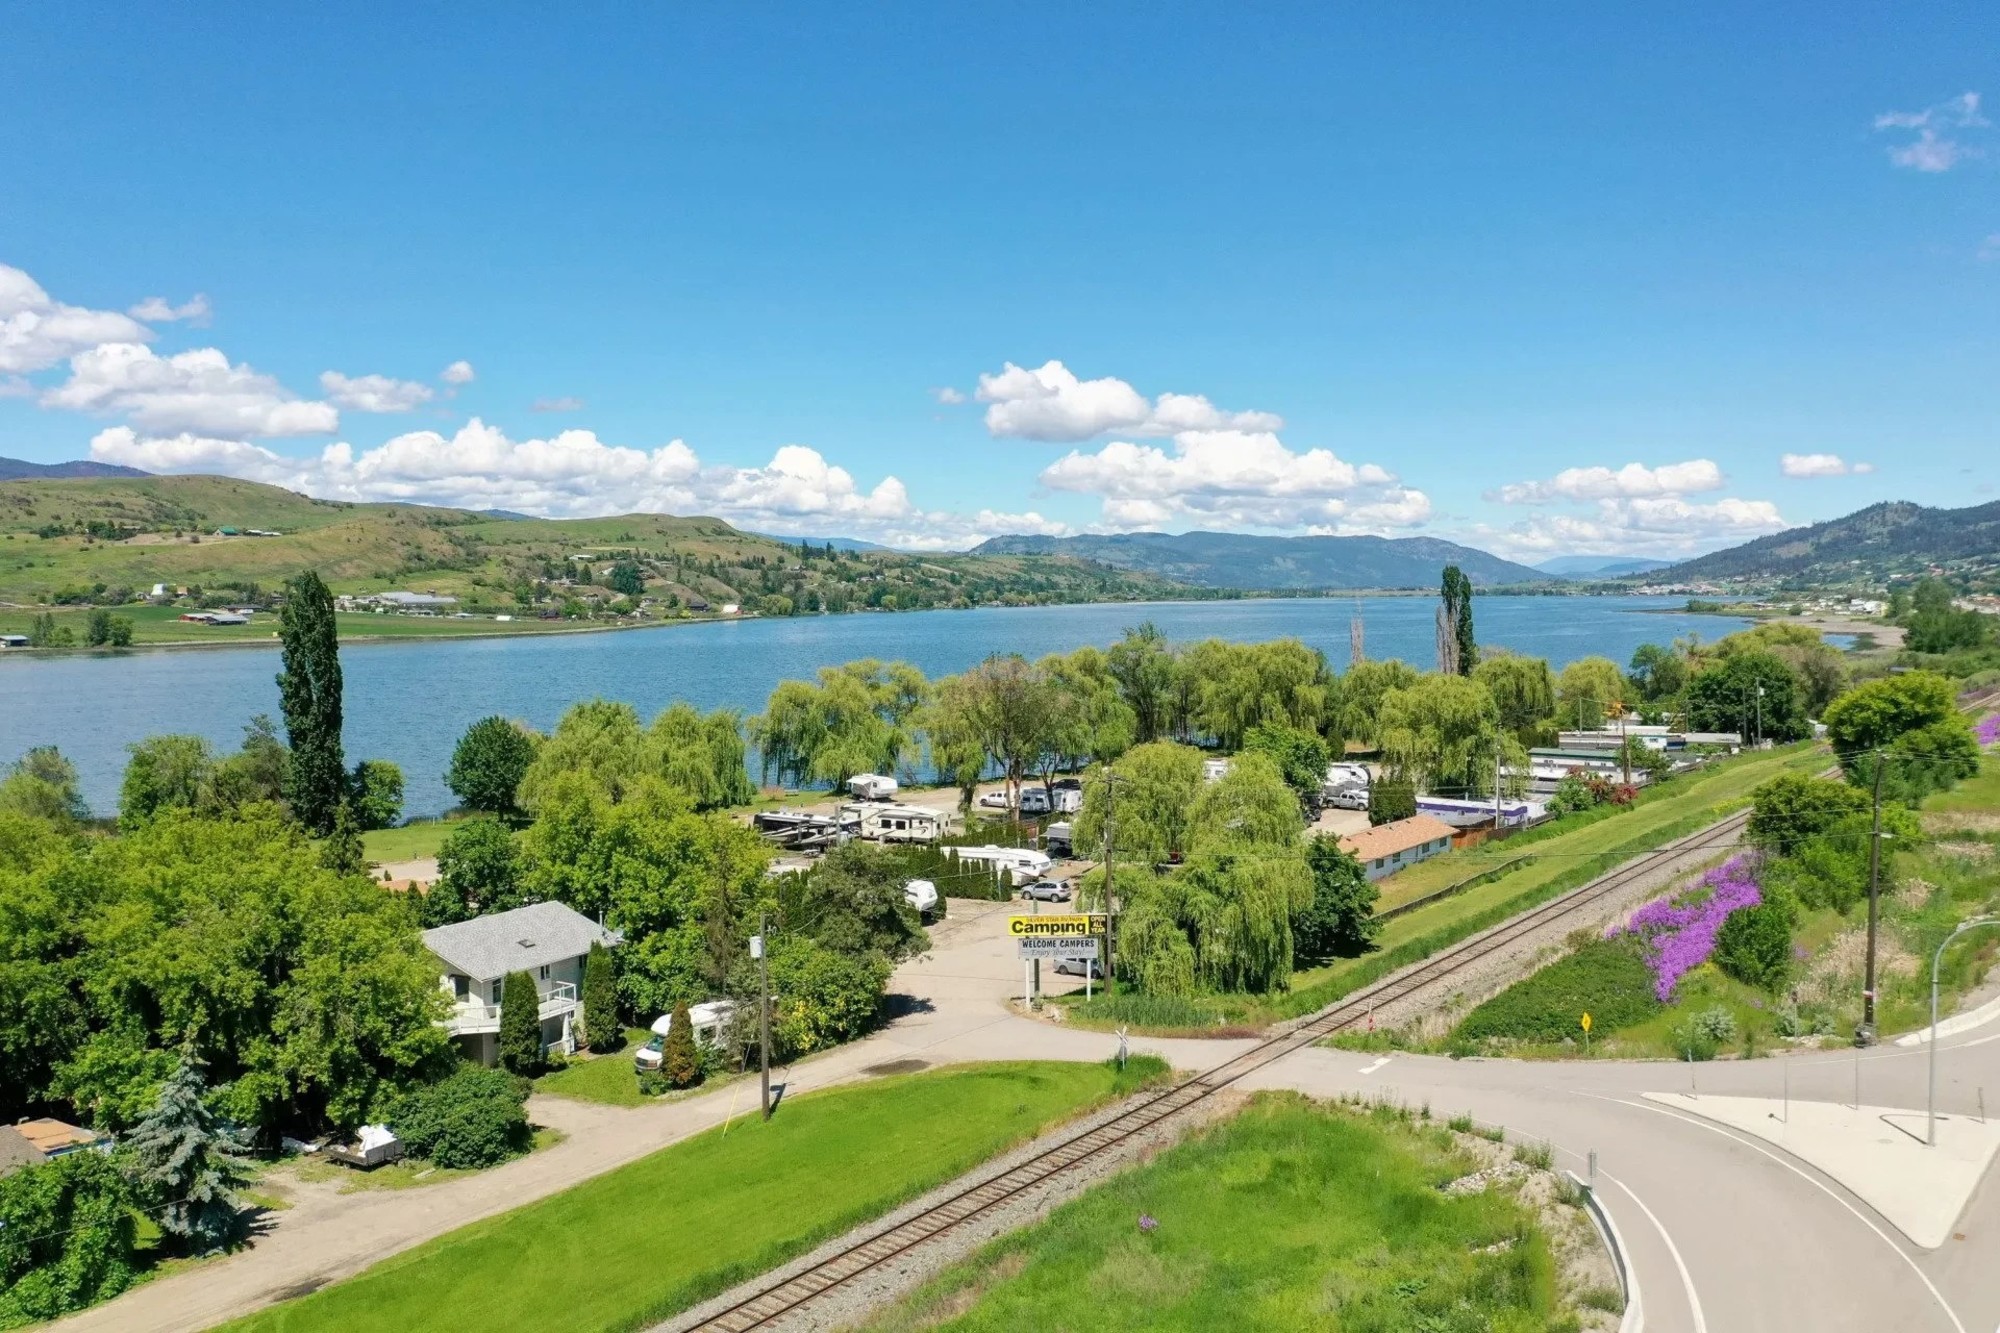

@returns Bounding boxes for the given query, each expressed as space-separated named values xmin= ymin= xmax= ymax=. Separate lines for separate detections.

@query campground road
xmin=57 ymin=893 xmax=2000 ymax=1332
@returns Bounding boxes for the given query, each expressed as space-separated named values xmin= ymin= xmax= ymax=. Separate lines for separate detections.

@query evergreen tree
xmin=498 ymin=970 xmax=543 ymax=1074
xmin=583 ymin=942 xmax=620 ymax=1052
xmin=661 ymin=999 xmax=701 ymax=1088
xmin=278 ymin=571 xmax=346 ymax=833
xmin=123 ymin=1050 xmax=251 ymax=1254
xmin=319 ymin=802 xmax=365 ymax=877
xmin=1440 ymin=565 xmax=1477 ymax=675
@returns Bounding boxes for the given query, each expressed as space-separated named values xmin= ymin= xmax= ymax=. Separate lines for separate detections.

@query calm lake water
xmin=0 ymin=595 xmax=1746 ymax=817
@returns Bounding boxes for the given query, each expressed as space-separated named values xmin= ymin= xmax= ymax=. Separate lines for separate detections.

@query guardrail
xmin=1566 ymin=1169 xmax=1643 ymax=1333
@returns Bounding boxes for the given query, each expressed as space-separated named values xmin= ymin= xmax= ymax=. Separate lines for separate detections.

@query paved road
xmin=62 ymin=892 xmax=2000 ymax=1332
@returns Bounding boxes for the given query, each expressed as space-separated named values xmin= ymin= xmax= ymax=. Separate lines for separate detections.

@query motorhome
xmin=1043 ymin=821 xmax=1075 ymax=857
xmin=950 ymin=844 xmax=1053 ymax=879
xmin=636 ymin=1000 xmax=739 ymax=1070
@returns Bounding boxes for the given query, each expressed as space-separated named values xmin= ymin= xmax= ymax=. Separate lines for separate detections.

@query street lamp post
xmin=1929 ymin=917 xmax=2000 ymax=1147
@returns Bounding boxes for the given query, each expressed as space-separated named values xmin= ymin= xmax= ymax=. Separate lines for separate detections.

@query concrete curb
xmin=1892 ymin=990 xmax=2000 ymax=1046
xmin=1567 ymin=1170 xmax=1643 ymax=1333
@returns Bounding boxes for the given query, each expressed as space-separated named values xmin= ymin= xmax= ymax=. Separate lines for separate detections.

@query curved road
xmin=57 ymin=895 xmax=2000 ymax=1332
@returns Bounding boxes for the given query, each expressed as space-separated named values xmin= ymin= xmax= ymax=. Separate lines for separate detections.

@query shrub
xmin=766 ymin=937 xmax=890 ymax=1058
xmin=1456 ymin=937 xmax=1662 ymax=1044
xmin=498 ymin=970 xmax=543 ymax=1075
xmin=0 ymin=1152 xmax=138 ymax=1324
xmin=583 ymin=942 xmax=621 ymax=1052
xmin=386 ymin=1064 xmax=532 ymax=1169
xmin=1293 ymin=836 xmax=1379 ymax=962
xmin=636 ymin=1070 xmax=672 ymax=1098
xmin=1714 ymin=901 xmax=1794 ymax=991
xmin=661 ymin=1000 xmax=702 ymax=1090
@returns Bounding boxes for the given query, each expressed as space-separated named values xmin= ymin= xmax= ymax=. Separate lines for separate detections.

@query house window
xmin=1372 ymin=858 xmax=1384 ymax=869
xmin=451 ymin=975 xmax=468 ymax=1000
xmin=539 ymin=965 xmax=550 ymax=981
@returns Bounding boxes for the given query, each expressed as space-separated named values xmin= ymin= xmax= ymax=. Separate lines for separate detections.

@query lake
xmin=0 ymin=595 xmax=1746 ymax=817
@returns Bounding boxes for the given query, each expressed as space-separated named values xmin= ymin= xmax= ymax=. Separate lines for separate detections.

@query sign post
xmin=1580 ymin=1011 xmax=1592 ymax=1058
xmin=1010 ymin=915 xmax=1106 ymax=1005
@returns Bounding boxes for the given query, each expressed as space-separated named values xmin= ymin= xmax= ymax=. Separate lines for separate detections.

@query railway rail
xmin=684 ymin=805 xmax=1757 ymax=1331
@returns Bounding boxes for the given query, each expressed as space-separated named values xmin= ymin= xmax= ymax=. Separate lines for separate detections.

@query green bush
xmin=1714 ymin=901 xmax=1794 ymax=991
xmin=766 ymin=938 xmax=890 ymax=1059
xmin=0 ymin=1151 xmax=138 ymax=1324
xmin=498 ymin=970 xmax=544 ymax=1076
xmin=1456 ymin=937 xmax=1662 ymax=1043
xmin=387 ymin=1065 xmax=532 ymax=1169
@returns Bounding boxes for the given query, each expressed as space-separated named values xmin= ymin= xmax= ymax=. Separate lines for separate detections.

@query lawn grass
xmin=224 ymin=1059 xmax=1168 ymax=1333
xmin=1060 ymin=744 xmax=1826 ymax=1034
xmin=863 ymin=1093 xmax=1566 ymax=1333
xmin=0 ymin=602 xmax=617 ymax=647
xmin=531 ymin=1030 xmax=655 ymax=1107
xmin=361 ymin=817 xmax=466 ymax=864
xmin=1926 ymin=751 xmax=2000 ymax=814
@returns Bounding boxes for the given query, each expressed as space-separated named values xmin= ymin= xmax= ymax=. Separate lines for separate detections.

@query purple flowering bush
xmin=1977 ymin=713 xmax=2000 ymax=748
xmin=1608 ymin=855 xmax=1763 ymax=1001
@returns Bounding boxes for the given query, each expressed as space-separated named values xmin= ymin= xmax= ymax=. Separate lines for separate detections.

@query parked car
xmin=1052 ymin=956 xmax=1104 ymax=979
xmin=1324 ymin=787 xmax=1369 ymax=811
xmin=977 ymin=790 xmax=1012 ymax=809
xmin=904 ymin=878 xmax=939 ymax=918
xmin=1020 ymin=879 xmax=1072 ymax=902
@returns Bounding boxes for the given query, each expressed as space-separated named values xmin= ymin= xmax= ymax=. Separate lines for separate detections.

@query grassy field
xmin=361 ymin=817 xmax=467 ymax=864
xmin=0 ymin=601 xmax=690 ymax=647
xmin=1926 ymin=749 xmax=2000 ymax=814
xmin=224 ymin=1059 xmax=1168 ymax=1333
xmin=531 ymin=1031 xmax=656 ymax=1107
xmin=1060 ymin=743 xmax=1827 ymax=1033
xmin=864 ymin=1093 xmax=1574 ymax=1333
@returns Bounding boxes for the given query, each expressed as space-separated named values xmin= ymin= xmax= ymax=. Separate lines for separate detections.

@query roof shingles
xmin=1338 ymin=814 xmax=1459 ymax=863
xmin=421 ymin=901 xmax=620 ymax=981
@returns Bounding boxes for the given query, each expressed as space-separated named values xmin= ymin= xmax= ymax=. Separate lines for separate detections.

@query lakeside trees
xmin=447 ymin=715 xmax=538 ymax=815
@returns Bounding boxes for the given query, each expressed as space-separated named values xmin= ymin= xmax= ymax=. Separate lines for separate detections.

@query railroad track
xmin=683 ymin=806 xmax=1755 ymax=1332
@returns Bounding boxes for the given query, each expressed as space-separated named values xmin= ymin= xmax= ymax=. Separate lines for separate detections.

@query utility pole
xmin=1861 ymin=752 xmax=1885 ymax=1045
xmin=1102 ymin=767 xmax=1117 ymax=989
xmin=1756 ymin=683 xmax=1765 ymax=747
xmin=1493 ymin=741 xmax=1503 ymax=830
xmin=756 ymin=910 xmax=773 ymax=1119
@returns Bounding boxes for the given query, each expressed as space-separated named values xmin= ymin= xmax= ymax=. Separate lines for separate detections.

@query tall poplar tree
xmin=278 ymin=571 xmax=345 ymax=833
xmin=1440 ymin=565 xmax=1477 ymax=676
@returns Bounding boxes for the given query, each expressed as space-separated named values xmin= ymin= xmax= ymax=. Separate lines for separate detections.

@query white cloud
xmin=439 ymin=360 xmax=476 ymax=386
xmin=1494 ymin=459 xmax=1724 ymax=504
xmin=87 ymin=419 xmax=1081 ymax=552
xmin=529 ymin=395 xmax=585 ymax=413
xmin=128 ymin=293 xmax=212 ymax=324
xmin=1874 ymin=92 xmax=1987 ymax=172
xmin=1039 ymin=426 xmax=1428 ymax=534
xmin=1471 ymin=496 xmax=1790 ymax=562
xmin=975 ymin=359 xmax=1282 ymax=441
xmin=1780 ymin=452 xmax=1873 ymax=478
xmin=319 ymin=370 xmax=434 ymax=413
xmin=44 ymin=343 xmax=337 ymax=438
xmin=0 ymin=264 xmax=154 ymax=374
xmin=931 ymin=386 xmax=967 ymax=405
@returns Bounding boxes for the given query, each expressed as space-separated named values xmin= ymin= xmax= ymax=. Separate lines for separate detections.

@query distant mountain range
xmin=1535 ymin=555 xmax=1671 ymax=578
xmin=0 ymin=456 xmax=150 ymax=481
xmin=970 ymin=530 xmax=1549 ymax=590
xmin=1645 ymin=500 xmax=2000 ymax=584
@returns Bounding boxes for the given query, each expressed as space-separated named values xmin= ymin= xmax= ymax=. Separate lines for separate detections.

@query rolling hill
xmin=1644 ymin=500 xmax=2000 ymax=586
xmin=969 ymin=530 xmax=1550 ymax=590
xmin=0 ymin=474 xmax=1189 ymax=612
xmin=1535 ymin=555 xmax=1670 ymax=578
xmin=0 ymin=455 xmax=150 ymax=481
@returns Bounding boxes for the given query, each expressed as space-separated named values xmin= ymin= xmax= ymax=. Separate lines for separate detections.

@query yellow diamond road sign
xmin=1581 ymin=1012 xmax=1592 ymax=1033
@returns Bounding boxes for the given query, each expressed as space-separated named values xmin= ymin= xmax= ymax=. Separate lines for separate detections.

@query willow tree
xmin=1472 ymin=652 xmax=1557 ymax=745
xmin=1119 ymin=845 xmax=1312 ymax=995
xmin=278 ymin=571 xmax=345 ymax=834
xmin=1072 ymin=740 xmax=1203 ymax=869
xmin=1339 ymin=659 xmax=1420 ymax=750
xmin=1183 ymin=638 xmax=1338 ymax=751
xmin=1378 ymin=673 xmax=1522 ymax=797
xmin=1033 ymin=647 xmax=1136 ymax=791
xmin=749 ymin=659 xmax=927 ymax=789
xmin=1106 ymin=622 xmax=1179 ymax=743
xmin=1555 ymin=656 xmax=1626 ymax=731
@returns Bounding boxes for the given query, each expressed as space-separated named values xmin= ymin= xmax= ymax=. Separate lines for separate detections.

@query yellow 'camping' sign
xmin=1007 ymin=915 xmax=1103 ymax=938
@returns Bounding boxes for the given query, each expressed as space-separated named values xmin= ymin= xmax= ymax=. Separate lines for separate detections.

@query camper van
xmin=847 ymin=773 xmax=900 ymax=801
xmin=951 ymin=844 xmax=1053 ymax=879
xmin=636 ymin=1000 xmax=739 ymax=1069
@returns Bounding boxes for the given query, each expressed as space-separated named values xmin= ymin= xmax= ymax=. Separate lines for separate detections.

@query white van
xmin=636 ymin=1000 xmax=739 ymax=1069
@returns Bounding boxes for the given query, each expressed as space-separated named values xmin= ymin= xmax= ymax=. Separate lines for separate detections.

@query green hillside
xmin=970 ymin=529 xmax=1551 ymax=590
xmin=0 ymin=474 xmax=1190 ymax=626
xmin=1646 ymin=500 xmax=2000 ymax=590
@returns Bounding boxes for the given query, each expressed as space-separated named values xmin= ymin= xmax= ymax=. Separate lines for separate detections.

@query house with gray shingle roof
xmin=0 ymin=1126 xmax=48 ymax=1178
xmin=422 ymin=901 xmax=621 ymax=1065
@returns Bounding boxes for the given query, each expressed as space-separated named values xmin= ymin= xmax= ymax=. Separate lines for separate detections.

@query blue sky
xmin=1 ymin=4 xmax=1994 ymax=558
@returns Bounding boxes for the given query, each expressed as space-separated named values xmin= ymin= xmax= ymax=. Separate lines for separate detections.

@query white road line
xmin=1357 ymin=1056 xmax=1392 ymax=1075
xmin=1601 ymin=1170 xmax=1708 ymax=1333
xmin=1605 ymin=1095 xmax=1968 ymax=1333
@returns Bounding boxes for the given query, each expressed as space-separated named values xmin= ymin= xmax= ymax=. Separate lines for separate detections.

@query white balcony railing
xmin=444 ymin=980 xmax=578 ymax=1032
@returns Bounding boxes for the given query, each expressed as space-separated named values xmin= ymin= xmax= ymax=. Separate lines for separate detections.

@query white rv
xmin=951 ymin=844 xmax=1053 ymax=879
xmin=847 ymin=773 xmax=900 ymax=801
xmin=843 ymin=802 xmax=950 ymax=843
